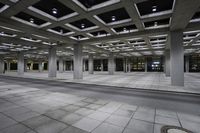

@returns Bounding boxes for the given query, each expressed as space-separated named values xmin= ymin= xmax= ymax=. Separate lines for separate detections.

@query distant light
xmin=60 ymin=29 xmax=63 ymax=34
xmin=52 ymin=8 xmax=57 ymax=14
xmin=154 ymin=22 xmax=158 ymax=27
xmin=152 ymin=6 xmax=157 ymax=12
xmin=123 ymin=28 xmax=127 ymax=32
xmin=30 ymin=18 xmax=34 ymax=23
xmin=81 ymin=24 xmax=85 ymax=28
xmin=111 ymin=16 xmax=116 ymax=21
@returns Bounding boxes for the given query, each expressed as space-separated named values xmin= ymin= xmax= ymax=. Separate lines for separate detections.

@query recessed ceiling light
xmin=111 ymin=16 xmax=116 ymax=21
xmin=154 ymin=22 xmax=158 ymax=26
xmin=52 ymin=8 xmax=57 ymax=14
xmin=152 ymin=6 xmax=157 ymax=12
xmin=81 ymin=24 xmax=85 ymax=28
xmin=30 ymin=18 xmax=34 ymax=23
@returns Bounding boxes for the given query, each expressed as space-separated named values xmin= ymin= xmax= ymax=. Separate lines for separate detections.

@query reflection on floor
xmin=4 ymin=71 xmax=200 ymax=94
xmin=0 ymin=80 xmax=199 ymax=133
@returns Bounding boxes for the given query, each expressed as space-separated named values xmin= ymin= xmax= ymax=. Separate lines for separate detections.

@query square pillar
xmin=7 ymin=61 xmax=10 ymax=71
xmin=48 ymin=46 xmax=57 ymax=78
xmin=128 ymin=58 xmax=131 ymax=72
xmin=165 ymin=49 xmax=170 ymax=77
xmin=39 ymin=60 xmax=43 ymax=72
xmin=59 ymin=58 xmax=64 ymax=73
xmin=185 ymin=55 xmax=189 ymax=73
xmin=17 ymin=52 xmax=24 ymax=75
xmin=123 ymin=57 xmax=128 ymax=73
xmin=170 ymin=31 xmax=184 ymax=86
xmin=101 ymin=59 xmax=104 ymax=71
xmin=88 ymin=54 xmax=94 ymax=74
xmin=0 ymin=57 xmax=4 ymax=74
xmin=144 ymin=57 xmax=148 ymax=72
xmin=73 ymin=44 xmax=83 ymax=79
xmin=108 ymin=53 xmax=115 ymax=75
xmin=24 ymin=59 xmax=27 ymax=72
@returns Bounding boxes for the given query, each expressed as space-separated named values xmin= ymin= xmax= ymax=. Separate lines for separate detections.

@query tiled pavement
xmin=4 ymin=71 xmax=200 ymax=94
xmin=0 ymin=81 xmax=200 ymax=133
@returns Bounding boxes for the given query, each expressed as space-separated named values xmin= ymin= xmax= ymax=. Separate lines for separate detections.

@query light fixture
xmin=152 ymin=6 xmax=157 ymax=12
xmin=123 ymin=28 xmax=127 ymax=32
xmin=111 ymin=16 xmax=116 ymax=21
xmin=154 ymin=22 xmax=158 ymax=27
xmin=81 ymin=24 xmax=85 ymax=28
xmin=52 ymin=8 xmax=57 ymax=14
xmin=30 ymin=18 xmax=34 ymax=23
xmin=60 ymin=29 xmax=63 ymax=34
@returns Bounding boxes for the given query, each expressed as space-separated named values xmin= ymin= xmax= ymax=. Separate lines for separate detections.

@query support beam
xmin=170 ymin=31 xmax=184 ymax=86
xmin=165 ymin=50 xmax=170 ymax=77
xmin=17 ymin=52 xmax=24 ymax=75
xmin=0 ymin=57 xmax=4 ymax=74
xmin=88 ymin=54 xmax=94 ymax=74
xmin=73 ymin=44 xmax=83 ymax=79
xmin=48 ymin=46 xmax=57 ymax=78
xmin=59 ymin=58 xmax=64 ymax=73
xmin=108 ymin=53 xmax=115 ymax=75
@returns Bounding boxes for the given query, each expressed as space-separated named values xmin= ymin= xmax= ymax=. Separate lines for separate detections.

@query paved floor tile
xmin=35 ymin=119 xmax=68 ymax=133
xmin=133 ymin=111 xmax=155 ymax=123
xmin=0 ymin=113 xmax=17 ymax=130
xmin=61 ymin=105 xmax=81 ymax=112
xmin=113 ymin=109 xmax=134 ymax=118
xmin=119 ymin=104 xmax=137 ymax=112
xmin=44 ymin=109 xmax=70 ymax=120
xmin=154 ymin=124 xmax=164 ymax=133
xmin=155 ymin=115 xmax=180 ymax=126
xmin=92 ymin=122 xmax=124 ymax=133
xmin=105 ymin=114 xmax=130 ymax=127
xmin=75 ymin=108 xmax=95 ymax=116
xmin=0 ymin=123 xmax=30 ymax=133
xmin=156 ymin=109 xmax=177 ymax=118
xmin=73 ymin=117 xmax=101 ymax=132
xmin=60 ymin=126 xmax=89 ymax=133
xmin=88 ymin=111 xmax=110 ymax=121
xmin=61 ymin=113 xmax=84 ymax=125
xmin=126 ymin=119 xmax=154 ymax=133
xmin=86 ymin=104 xmax=102 ymax=110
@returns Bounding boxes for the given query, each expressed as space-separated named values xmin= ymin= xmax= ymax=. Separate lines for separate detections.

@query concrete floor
xmin=4 ymin=71 xmax=200 ymax=94
xmin=0 ymin=76 xmax=200 ymax=133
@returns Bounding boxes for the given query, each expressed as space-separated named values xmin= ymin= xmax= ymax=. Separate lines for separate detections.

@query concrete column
xmin=185 ymin=55 xmax=189 ymax=73
xmin=63 ymin=60 xmax=66 ymax=71
xmin=39 ymin=61 xmax=43 ymax=72
xmin=170 ymin=31 xmax=184 ymax=86
xmin=123 ymin=57 xmax=127 ymax=73
xmin=101 ymin=59 xmax=104 ymax=71
xmin=128 ymin=58 xmax=131 ymax=72
xmin=70 ymin=60 xmax=73 ymax=71
xmin=83 ymin=59 xmax=86 ymax=72
xmin=48 ymin=46 xmax=57 ymax=78
xmin=59 ymin=58 xmax=64 ymax=73
xmin=73 ymin=44 xmax=83 ymax=79
xmin=88 ymin=54 xmax=94 ymax=74
xmin=7 ymin=61 xmax=10 ymax=71
xmin=165 ymin=50 xmax=170 ymax=77
xmin=17 ymin=52 xmax=24 ymax=75
xmin=144 ymin=57 xmax=148 ymax=72
xmin=108 ymin=53 xmax=115 ymax=75
xmin=0 ymin=57 xmax=4 ymax=74
xmin=24 ymin=59 xmax=27 ymax=72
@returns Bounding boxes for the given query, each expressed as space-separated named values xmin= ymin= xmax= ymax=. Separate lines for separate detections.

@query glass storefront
xmin=147 ymin=57 xmax=164 ymax=72
xmin=130 ymin=57 xmax=145 ymax=71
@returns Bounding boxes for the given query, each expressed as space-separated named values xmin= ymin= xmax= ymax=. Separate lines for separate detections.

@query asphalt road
xmin=0 ymin=75 xmax=200 ymax=115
